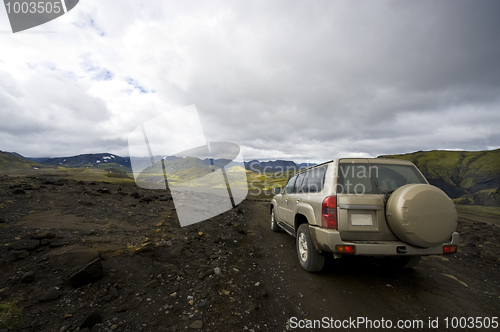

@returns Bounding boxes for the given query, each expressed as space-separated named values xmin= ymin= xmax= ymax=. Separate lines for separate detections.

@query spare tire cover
xmin=386 ymin=184 xmax=457 ymax=248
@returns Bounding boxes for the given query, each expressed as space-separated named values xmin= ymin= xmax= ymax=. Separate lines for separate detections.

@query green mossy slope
xmin=379 ymin=149 xmax=500 ymax=206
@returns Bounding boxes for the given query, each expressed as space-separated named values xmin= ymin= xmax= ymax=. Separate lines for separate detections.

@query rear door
xmin=335 ymin=159 xmax=428 ymax=241
xmin=335 ymin=159 xmax=392 ymax=241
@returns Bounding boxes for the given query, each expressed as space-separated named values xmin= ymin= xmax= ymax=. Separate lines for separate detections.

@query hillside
xmin=33 ymin=153 xmax=131 ymax=169
xmin=379 ymin=149 xmax=500 ymax=206
xmin=0 ymin=151 xmax=45 ymax=170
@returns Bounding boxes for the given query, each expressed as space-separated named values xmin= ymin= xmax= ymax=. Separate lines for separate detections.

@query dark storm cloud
xmin=178 ymin=0 xmax=500 ymax=161
xmin=1 ymin=0 xmax=499 ymax=161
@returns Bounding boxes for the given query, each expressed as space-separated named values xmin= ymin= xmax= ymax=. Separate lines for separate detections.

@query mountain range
xmin=8 ymin=152 xmax=313 ymax=172
xmin=1 ymin=149 xmax=498 ymax=206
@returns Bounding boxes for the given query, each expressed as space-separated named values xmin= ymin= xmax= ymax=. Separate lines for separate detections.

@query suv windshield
xmin=337 ymin=163 xmax=426 ymax=195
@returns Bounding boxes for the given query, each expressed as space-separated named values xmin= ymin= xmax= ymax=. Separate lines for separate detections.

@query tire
xmin=386 ymin=184 xmax=457 ymax=248
xmin=296 ymin=224 xmax=325 ymax=272
xmin=270 ymin=208 xmax=281 ymax=232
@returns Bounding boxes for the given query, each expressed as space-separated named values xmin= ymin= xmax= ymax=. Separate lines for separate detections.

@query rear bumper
xmin=309 ymin=225 xmax=459 ymax=256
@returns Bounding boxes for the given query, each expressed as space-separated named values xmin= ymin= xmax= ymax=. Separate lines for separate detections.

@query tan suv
xmin=270 ymin=158 xmax=459 ymax=272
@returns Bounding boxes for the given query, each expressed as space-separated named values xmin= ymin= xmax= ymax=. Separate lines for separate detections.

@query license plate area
xmin=351 ymin=213 xmax=373 ymax=226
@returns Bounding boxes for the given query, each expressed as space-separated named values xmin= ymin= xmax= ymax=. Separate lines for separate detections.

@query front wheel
xmin=296 ymin=224 xmax=325 ymax=272
xmin=270 ymin=208 xmax=281 ymax=232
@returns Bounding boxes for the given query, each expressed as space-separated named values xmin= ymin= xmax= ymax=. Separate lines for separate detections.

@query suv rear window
xmin=337 ymin=163 xmax=426 ymax=194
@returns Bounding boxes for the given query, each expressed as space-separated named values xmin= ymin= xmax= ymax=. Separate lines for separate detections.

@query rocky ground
xmin=0 ymin=174 xmax=301 ymax=332
xmin=0 ymin=173 xmax=499 ymax=332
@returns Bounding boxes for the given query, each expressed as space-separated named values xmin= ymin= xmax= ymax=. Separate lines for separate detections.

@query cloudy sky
xmin=1 ymin=0 xmax=499 ymax=163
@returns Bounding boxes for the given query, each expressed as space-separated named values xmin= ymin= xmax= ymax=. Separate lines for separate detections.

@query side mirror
xmin=273 ymin=187 xmax=282 ymax=195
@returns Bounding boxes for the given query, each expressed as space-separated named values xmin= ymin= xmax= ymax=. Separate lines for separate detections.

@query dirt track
xmin=248 ymin=200 xmax=500 ymax=331
xmin=0 ymin=174 xmax=499 ymax=331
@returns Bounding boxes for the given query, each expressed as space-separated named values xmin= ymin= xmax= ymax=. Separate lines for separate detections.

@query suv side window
xmin=305 ymin=165 xmax=327 ymax=193
xmin=283 ymin=174 xmax=298 ymax=194
xmin=294 ymin=172 xmax=307 ymax=193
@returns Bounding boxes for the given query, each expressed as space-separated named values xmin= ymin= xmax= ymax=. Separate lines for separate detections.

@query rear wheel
xmin=296 ymin=224 xmax=325 ymax=272
xmin=270 ymin=208 xmax=281 ymax=232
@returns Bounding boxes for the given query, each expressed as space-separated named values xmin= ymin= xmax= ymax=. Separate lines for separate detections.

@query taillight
xmin=322 ymin=195 xmax=337 ymax=229
xmin=336 ymin=245 xmax=355 ymax=254
xmin=443 ymin=245 xmax=457 ymax=254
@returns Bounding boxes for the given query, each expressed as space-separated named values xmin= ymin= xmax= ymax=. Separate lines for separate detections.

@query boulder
xmin=70 ymin=258 xmax=103 ymax=288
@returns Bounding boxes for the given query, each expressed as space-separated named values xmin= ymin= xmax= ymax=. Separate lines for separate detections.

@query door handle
xmin=296 ymin=199 xmax=301 ymax=203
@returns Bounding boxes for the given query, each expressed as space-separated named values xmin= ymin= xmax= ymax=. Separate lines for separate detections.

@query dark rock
xmin=164 ymin=264 xmax=178 ymax=271
xmin=40 ymin=239 xmax=52 ymax=246
xmin=97 ymin=188 xmax=111 ymax=194
xmin=197 ymin=301 xmax=209 ymax=309
xmin=159 ymin=195 xmax=172 ymax=201
xmin=133 ymin=242 xmax=155 ymax=255
xmin=12 ymin=188 xmax=26 ymax=194
xmin=40 ymin=288 xmax=60 ymax=302
xmin=102 ymin=294 xmax=112 ymax=302
xmin=70 ymin=258 xmax=104 ymax=288
xmin=21 ymin=270 xmax=35 ymax=283
xmin=145 ymin=279 xmax=160 ymax=288
xmin=170 ymin=246 xmax=183 ymax=257
xmin=258 ymin=289 xmax=268 ymax=298
xmin=32 ymin=230 xmax=56 ymax=240
xmin=108 ymin=287 xmax=119 ymax=298
xmin=130 ymin=192 xmax=142 ymax=199
xmin=49 ymin=240 xmax=67 ymax=248
xmin=245 ymin=300 xmax=258 ymax=311
xmin=54 ymin=246 xmax=100 ymax=267
xmin=11 ymin=250 xmax=30 ymax=260
xmin=189 ymin=320 xmax=203 ymax=329
xmin=8 ymin=239 xmax=40 ymax=251
xmin=80 ymin=309 xmax=102 ymax=329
